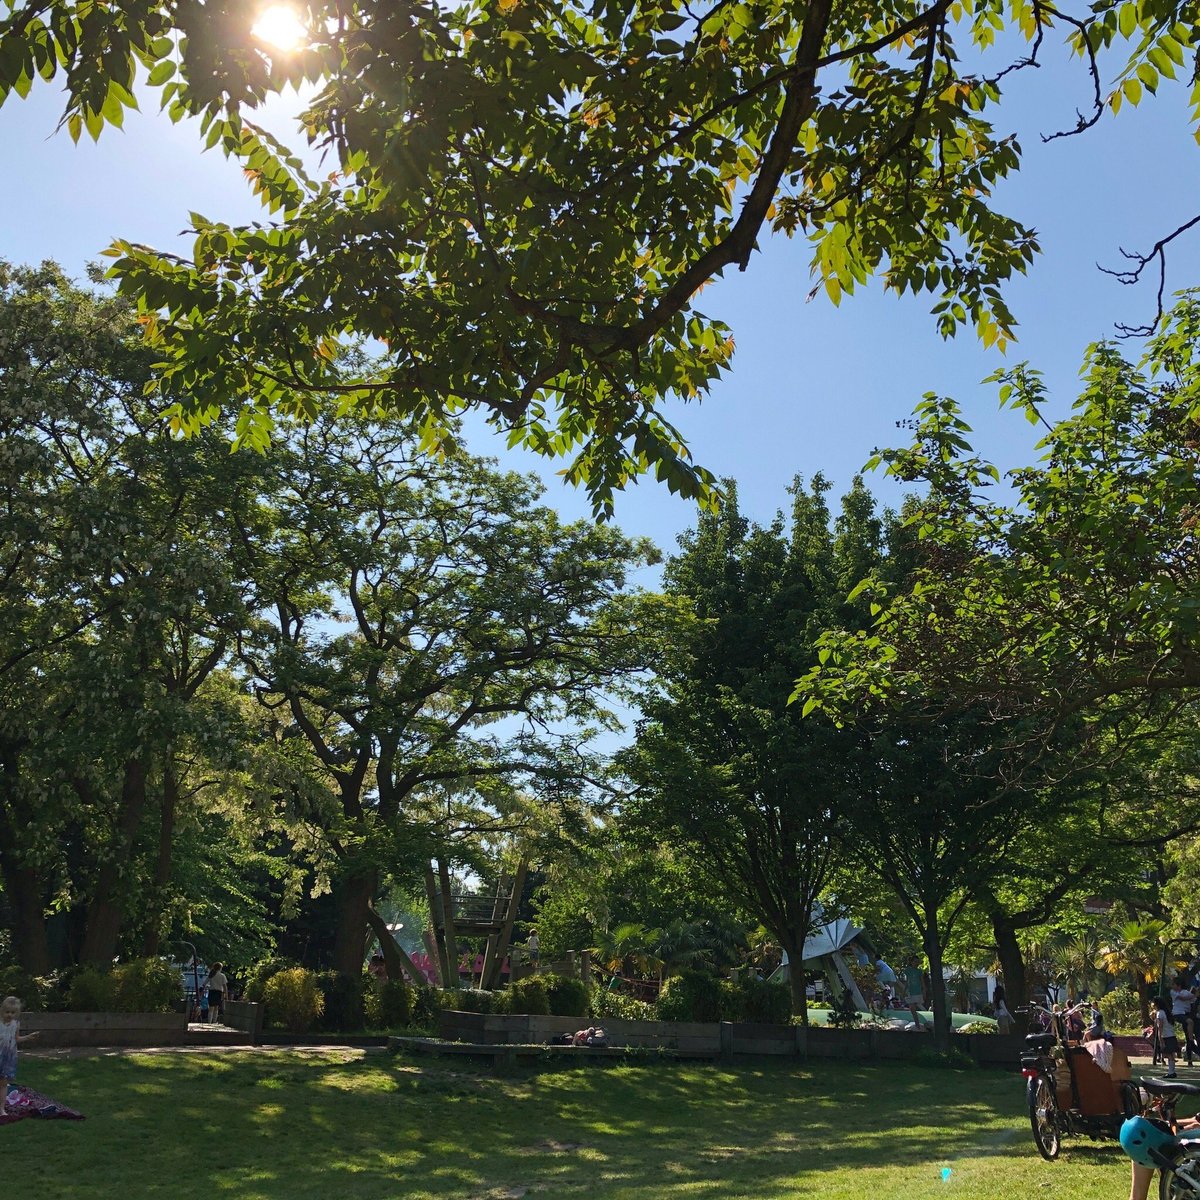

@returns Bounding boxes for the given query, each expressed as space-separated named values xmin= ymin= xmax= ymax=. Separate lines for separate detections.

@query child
xmin=1155 ymin=995 xmax=1178 ymax=1078
xmin=0 ymin=995 xmax=39 ymax=1115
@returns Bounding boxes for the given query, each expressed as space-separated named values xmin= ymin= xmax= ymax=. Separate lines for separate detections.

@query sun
xmin=251 ymin=4 xmax=308 ymax=52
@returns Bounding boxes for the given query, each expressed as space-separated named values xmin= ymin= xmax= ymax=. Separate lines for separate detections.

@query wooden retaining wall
xmin=21 ymin=1011 xmax=189 ymax=1048
xmin=223 ymin=1001 xmax=264 ymax=1043
xmin=439 ymin=1010 xmax=1028 ymax=1068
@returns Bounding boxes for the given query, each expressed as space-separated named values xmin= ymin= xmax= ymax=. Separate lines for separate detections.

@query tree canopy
xmin=1 ymin=1 xmax=1195 ymax=511
xmin=624 ymin=475 xmax=882 ymax=1013
xmin=796 ymin=294 xmax=1200 ymax=731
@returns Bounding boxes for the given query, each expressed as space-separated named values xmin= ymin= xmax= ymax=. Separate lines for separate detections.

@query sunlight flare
xmin=251 ymin=4 xmax=308 ymax=52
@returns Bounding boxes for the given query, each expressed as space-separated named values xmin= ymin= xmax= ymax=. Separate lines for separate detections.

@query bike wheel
xmin=1159 ymin=1146 xmax=1200 ymax=1200
xmin=1029 ymin=1077 xmax=1061 ymax=1161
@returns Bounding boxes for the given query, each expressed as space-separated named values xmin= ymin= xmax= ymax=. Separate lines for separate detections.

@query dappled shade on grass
xmin=4 ymin=1050 xmax=1138 ymax=1199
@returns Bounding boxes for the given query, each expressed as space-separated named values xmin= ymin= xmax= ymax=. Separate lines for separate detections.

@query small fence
xmin=439 ymin=1010 xmax=1027 ymax=1067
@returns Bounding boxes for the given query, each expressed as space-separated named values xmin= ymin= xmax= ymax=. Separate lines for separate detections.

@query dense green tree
xmin=798 ymin=296 xmax=1200 ymax=732
xmin=234 ymin=419 xmax=673 ymax=974
xmin=0 ymin=261 xmax=270 ymax=971
xmin=625 ymin=476 xmax=881 ymax=1014
xmin=2 ymin=3 xmax=1195 ymax=509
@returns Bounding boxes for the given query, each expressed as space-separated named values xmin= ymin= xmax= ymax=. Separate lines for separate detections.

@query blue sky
xmin=2 ymin=32 xmax=1198 ymax=561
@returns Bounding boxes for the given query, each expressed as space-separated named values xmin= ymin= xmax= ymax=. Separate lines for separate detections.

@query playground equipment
xmin=769 ymin=909 xmax=870 ymax=1011
xmin=423 ymin=859 xmax=528 ymax=989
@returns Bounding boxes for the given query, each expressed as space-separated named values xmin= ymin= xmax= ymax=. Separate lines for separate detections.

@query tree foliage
xmin=625 ymin=475 xmax=882 ymax=1013
xmin=4 ymin=1 xmax=1193 ymax=510
xmin=0 ymin=261 xmax=663 ymax=978
xmin=797 ymin=295 xmax=1200 ymax=732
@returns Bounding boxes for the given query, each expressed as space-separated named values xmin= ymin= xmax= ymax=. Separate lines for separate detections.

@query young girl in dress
xmin=0 ymin=995 xmax=39 ymax=1115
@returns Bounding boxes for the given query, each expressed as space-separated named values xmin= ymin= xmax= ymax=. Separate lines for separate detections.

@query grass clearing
xmin=4 ymin=1050 xmax=1138 ymax=1199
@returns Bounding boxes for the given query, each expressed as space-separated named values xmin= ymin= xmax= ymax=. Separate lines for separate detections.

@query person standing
xmin=1171 ymin=975 xmax=1196 ymax=1060
xmin=993 ymin=983 xmax=1013 ymax=1035
xmin=902 ymin=956 xmax=928 ymax=1028
xmin=1154 ymin=995 xmax=1179 ymax=1078
xmin=0 ymin=995 xmax=39 ymax=1115
xmin=205 ymin=962 xmax=229 ymax=1025
xmin=526 ymin=930 xmax=540 ymax=968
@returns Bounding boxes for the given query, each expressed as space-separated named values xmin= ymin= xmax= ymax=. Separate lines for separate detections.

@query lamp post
xmin=179 ymin=941 xmax=200 ymax=1022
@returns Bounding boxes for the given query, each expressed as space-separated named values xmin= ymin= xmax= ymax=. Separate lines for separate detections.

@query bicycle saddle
xmin=1139 ymin=1078 xmax=1200 ymax=1098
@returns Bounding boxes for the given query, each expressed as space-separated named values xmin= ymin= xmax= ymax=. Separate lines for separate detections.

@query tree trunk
xmin=990 ymin=911 xmax=1028 ymax=1031
xmin=778 ymin=929 xmax=808 ymax=1024
xmin=0 ymin=748 xmax=51 ymax=975
xmin=0 ymin=858 xmax=51 ymax=975
xmin=1136 ymin=974 xmax=1152 ymax=1026
xmin=331 ymin=866 xmax=377 ymax=976
xmin=924 ymin=924 xmax=951 ymax=1051
xmin=423 ymin=861 xmax=450 ymax=985
xmin=142 ymin=753 xmax=178 ymax=958
xmin=437 ymin=857 xmax=460 ymax=986
xmin=80 ymin=757 xmax=148 ymax=966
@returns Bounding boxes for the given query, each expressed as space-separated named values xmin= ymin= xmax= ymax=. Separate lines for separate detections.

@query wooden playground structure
xmin=421 ymin=858 xmax=529 ymax=990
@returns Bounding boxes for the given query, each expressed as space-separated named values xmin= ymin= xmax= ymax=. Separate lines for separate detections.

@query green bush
xmin=0 ymin=967 xmax=57 ymax=1011
xmin=263 ymin=968 xmax=324 ymax=1034
xmin=449 ymin=987 xmax=496 ymax=1014
xmin=657 ymin=970 xmax=730 ymax=1023
xmin=956 ymin=1020 xmax=997 ymax=1035
xmin=825 ymin=988 xmax=862 ymax=1029
xmin=544 ymin=975 xmax=591 ymax=1018
xmin=1098 ymin=987 xmax=1143 ymax=1033
xmin=66 ymin=967 xmax=116 ymax=1012
xmin=315 ymin=971 xmax=366 ymax=1032
xmin=110 ymin=958 xmax=182 ymax=1013
xmin=591 ymin=989 xmax=656 ymax=1021
xmin=243 ymin=956 xmax=300 ymax=1004
xmin=365 ymin=980 xmax=413 ymax=1029
xmin=503 ymin=976 xmax=550 ymax=1015
xmin=735 ymin=977 xmax=792 ymax=1024
xmin=410 ymin=986 xmax=443 ymax=1030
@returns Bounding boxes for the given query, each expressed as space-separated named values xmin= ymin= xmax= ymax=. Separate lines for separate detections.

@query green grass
xmin=4 ymin=1049 xmax=1137 ymax=1199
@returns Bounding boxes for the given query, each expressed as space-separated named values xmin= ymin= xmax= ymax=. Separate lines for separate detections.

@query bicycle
xmin=1019 ymin=1000 xmax=1141 ymax=1160
xmin=1120 ymin=1079 xmax=1200 ymax=1200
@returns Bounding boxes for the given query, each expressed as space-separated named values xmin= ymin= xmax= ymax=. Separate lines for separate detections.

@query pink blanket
xmin=1 ymin=1085 xmax=84 ymax=1125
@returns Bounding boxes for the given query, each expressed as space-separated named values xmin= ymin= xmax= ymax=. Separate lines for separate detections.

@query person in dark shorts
xmin=205 ymin=962 xmax=228 ymax=1024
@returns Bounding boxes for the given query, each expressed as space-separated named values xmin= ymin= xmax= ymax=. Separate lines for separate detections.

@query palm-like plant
xmin=1049 ymin=931 xmax=1106 ymax=1000
xmin=1097 ymin=919 xmax=1168 ymax=1024
xmin=591 ymin=922 xmax=664 ymax=981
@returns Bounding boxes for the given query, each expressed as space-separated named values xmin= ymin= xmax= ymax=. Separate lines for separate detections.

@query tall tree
xmin=2 ymin=3 xmax=1193 ymax=509
xmin=625 ymin=476 xmax=880 ymax=1014
xmin=237 ymin=419 xmax=671 ymax=973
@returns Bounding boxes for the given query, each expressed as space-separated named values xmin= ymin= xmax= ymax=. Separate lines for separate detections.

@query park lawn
xmin=4 ymin=1049 xmax=1132 ymax=1200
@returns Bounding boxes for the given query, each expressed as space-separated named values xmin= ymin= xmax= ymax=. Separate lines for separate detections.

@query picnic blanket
xmin=0 ymin=1085 xmax=84 ymax=1126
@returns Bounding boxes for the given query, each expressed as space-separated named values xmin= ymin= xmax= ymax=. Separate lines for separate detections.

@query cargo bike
xmin=1020 ymin=1001 xmax=1142 ymax=1159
